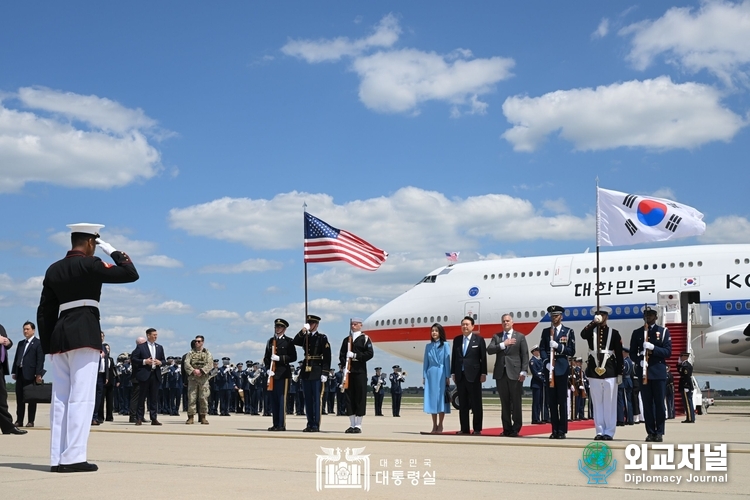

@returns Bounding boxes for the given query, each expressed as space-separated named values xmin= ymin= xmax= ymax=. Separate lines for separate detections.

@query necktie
xmin=20 ymin=339 xmax=31 ymax=368
xmin=463 ymin=336 xmax=469 ymax=355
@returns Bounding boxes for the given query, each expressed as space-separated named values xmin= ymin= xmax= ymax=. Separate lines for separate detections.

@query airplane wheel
xmin=451 ymin=391 xmax=460 ymax=411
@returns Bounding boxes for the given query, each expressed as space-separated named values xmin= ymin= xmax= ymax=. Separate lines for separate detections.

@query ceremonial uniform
xmin=217 ymin=358 xmax=234 ymax=416
xmin=184 ymin=346 xmax=213 ymax=423
xmin=208 ymin=360 xmax=220 ymax=415
xmin=335 ymin=366 xmax=346 ymax=415
xmin=678 ymin=354 xmax=695 ymax=423
xmin=293 ymin=315 xmax=331 ymax=432
xmin=339 ymin=324 xmax=374 ymax=433
xmin=618 ymin=354 xmax=634 ymax=425
xmin=529 ymin=347 xmax=547 ymax=424
xmin=630 ymin=312 xmax=672 ymax=440
xmin=325 ymin=369 xmax=337 ymax=414
xmin=370 ymin=369 xmax=386 ymax=416
xmin=263 ymin=319 xmax=297 ymax=431
xmin=389 ymin=368 xmax=405 ymax=417
xmin=37 ymin=223 xmax=138 ymax=471
xmin=539 ymin=306 xmax=575 ymax=439
xmin=580 ymin=309 xmax=623 ymax=440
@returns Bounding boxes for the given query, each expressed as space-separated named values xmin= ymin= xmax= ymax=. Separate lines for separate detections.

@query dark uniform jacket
xmin=371 ymin=374 xmax=386 ymax=394
xmin=580 ymin=323 xmax=623 ymax=379
xmin=529 ymin=356 xmax=545 ymax=388
xmin=678 ymin=360 xmax=694 ymax=391
xmin=540 ymin=325 xmax=575 ymax=378
xmin=630 ymin=324 xmax=672 ymax=381
xmin=293 ymin=330 xmax=331 ymax=379
xmin=338 ymin=333 xmax=374 ymax=375
xmin=389 ymin=372 xmax=404 ymax=394
xmin=0 ymin=325 xmax=13 ymax=376
xmin=37 ymin=249 xmax=139 ymax=354
xmin=263 ymin=334 xmax=297 ymax=379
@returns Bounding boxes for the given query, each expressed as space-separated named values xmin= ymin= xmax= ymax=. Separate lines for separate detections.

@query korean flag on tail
xmin=597 ymin=187 xmax=706 ymax=247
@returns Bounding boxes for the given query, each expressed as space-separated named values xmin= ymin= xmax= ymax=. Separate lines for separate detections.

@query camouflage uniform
xmin=184 ymin=347 xmax=213 ymax=421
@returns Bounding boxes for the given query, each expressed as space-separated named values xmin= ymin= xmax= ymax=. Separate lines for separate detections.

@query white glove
xmin=546 ymin=363 xmax=551 ymax=371
xmin=346 ymin=351 xmax=355 ymax=359
xmin=267 ymin=370 xmax=274 ymax=377
xmin=303 ymin=323 xmax=310 ymax=331
xmin=321 ymin=375 xmax=328 ymax=383
xmin=271 ymin=354 xmax=280 ymax=362
xmin=95 ymin=238 xmax=117 ymax=256
xmin=579 ymin=386 xmax=584 ymax=390
xmin=684 ymin=388 xmax=689 ymax=393
xmin=549 ymin=340 xmax=559 ymax=350
xmin=617 ymin=375 xmax=623 ymax=385
xmin=643 ymin=341 xmax=655 ymax=351
xmin=594 ymin=314 xmax=603 ymax=324
xmin=640 ymin=361 xmax=645 ymax=367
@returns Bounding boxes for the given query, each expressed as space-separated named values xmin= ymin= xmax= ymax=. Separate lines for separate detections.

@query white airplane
xmin=364 ymin=244 xmax=750 ymax=376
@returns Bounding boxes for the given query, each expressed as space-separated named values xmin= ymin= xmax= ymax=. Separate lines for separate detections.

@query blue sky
xmin=1 ymin=1 xmax=749 ymax=389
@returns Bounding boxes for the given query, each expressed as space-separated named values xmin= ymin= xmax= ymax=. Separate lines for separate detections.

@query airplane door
xmin=551 ymin=257 xmax=573 ymax=286
xmin=657 ymin=291 xmax=681 ymax=323
xmin=464 ymin=302 xmax=480 ymax=330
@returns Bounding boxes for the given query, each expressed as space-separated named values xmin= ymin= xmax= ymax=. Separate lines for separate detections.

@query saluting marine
xmin=264 ymin=318 xmax=297 ymax=431
xmin=293 ymin=314 xmax=331 ymax=432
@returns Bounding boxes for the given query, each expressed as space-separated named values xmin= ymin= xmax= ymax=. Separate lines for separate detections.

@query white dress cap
xmin=67 ymin=223 xmax=105 ymax=236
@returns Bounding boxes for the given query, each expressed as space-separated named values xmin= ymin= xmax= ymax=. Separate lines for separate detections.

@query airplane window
xmin=544 ymin=270 xmax=549 ymax=276
xmin=644 ymin=264 xmax=649 ymax=270
xmin=576 ymin=269 xmax=581 ymax=274
xmin=746 ymin=302 xmax=750 ymax=310
xmin=514 ymin=272 xmax=518 ymax=278
xmin=736 ymin=259 xmax=740 ymax=265
xmin=491 ymin=274 xmax=495 ymax=279
xmin=444 ymin=316 xmax=448 ymax=322
xmin=524 ymin=311 xmax=529 ymax=318
xmin=625 ymin=306 xmax=630 ymax=314
xmin=736 ymin=302 xmax=742 ymax=311
xmin=537 ymin=271 xmax=541 ymax=276
xmin=635 ymin=265 xmax=639 ymax=270
xmin=660 ymin=263 xmax=666 ymax=269
xmin=688 ymin=262 xmax=693 ymax=267
xmin=417 ymin=317 xmax=421 ymax=324
xmin=585 ymin=268 xmax=589 ymax=274
xmin=484 ymin=275 xmax=488 ymax=280
xmin=697 ymin=261 xmax=703 ymax=267
xmin=653 ymin=263 xmax=658 ymax=268
xmin=618 ymin=266 xmax=623 ymax=271
xmin=517 ymin=311 xmax=522 ymax=318
xmin=411 ymin=318 xmax=415 ymax=324
xmin=600 ymin=267 xmax=605 ymax=273
xmin=521 ymin=272 xmax=526 ymax=277
xmin=533 ymin=311 xmax=537 ymax=318
xmin=634 ymin=306 xmax=640 ymax=314
xmin=669 ymin=263 xmax=675 ymax=268
xmin=509 ymin=312 xmax=514 ymax=318
xmin=616 ymin=307 xmax=622 ymax=315
xmin=497 ymin=273 xmax=502 ymax=279
xmin=609 ymin=267 xmax=614 ymax=272
xmin=572 ymin=309 xmax=578 ymax=317
xmin=386 ymin=320 xmax=390 ymax=326
xmin=398 ymin=319 xmax=402 ymax=325
xmin=726 ymin=302 xmax=732 ymax=311
xmin=424 ymin=317 xmax=428 ymax=323
xmin=745 ymin=258 xmax=750 ymax=264
xmin=679 ymin=262 xmax=684 ymax=268
xmin=590 ymin=307 xmax=596 ymax=316
xmin=430 ymin=316 xmax=434 ymax=322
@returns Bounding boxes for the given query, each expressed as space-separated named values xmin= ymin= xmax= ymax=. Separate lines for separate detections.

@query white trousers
xmin=588 ymin=377 xmax=618 ymax=438
xmin=50 ymin=348 xmax=99 ymax=466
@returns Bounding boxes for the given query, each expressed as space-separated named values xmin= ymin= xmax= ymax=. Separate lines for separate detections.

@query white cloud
xmin=621 ymin=1 xmax=750 ymax=85
xmin=502 ymin=77 xmax=746 ymax=152
xmin=0 ymin=87 xmax=167 ymax=192
xmin=199 ymin=258 xmax=283 ymax=274
xmin=282 ymin=15 xmax=514 ymax=115
xmin=0 ymin=274 xmax=43 ymax=307
xmin=649 ymin=188 xmax=677 ymax=201
xmin=542 ymin=198 xmax=570 ymax=214
xmin=592 ymin=18 xmax=610 ymax=39
xmin=701 ymin=216 xmax=750 ymax=243
xmin=169 ymin=187 xmax=594 ymax=257
xmin=49 ymin=230 xmax=182 ymax=268
xmin=147 ymin=300 xmax=192 ymax=314
xmin=101 ymin=315 xmax=143 ymax=326
xmin=139 ymin=255 xmax=183 ymax=268
xmin=281 ymin=13 xmax=401 ymax=63
xmin=209 ymin=282 xmax=226 ymax=290
xmin=198 ymin=310 xmax=241 ymax=320
xmin=242 ymin=297 xmax=384 ymax=327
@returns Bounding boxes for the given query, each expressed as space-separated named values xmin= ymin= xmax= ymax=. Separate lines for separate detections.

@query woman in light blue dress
xmin=423 ymin=323 xmax=451 ymax=433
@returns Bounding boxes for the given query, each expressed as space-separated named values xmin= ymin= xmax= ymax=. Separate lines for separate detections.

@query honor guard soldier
xmin=529 ymin=346 xmax=547 ymax=424
xmin=325 ymin=368 xmax=337 ymax=414
xmin=580 ymin=306 xmax=623 ymax=441
xmin=371 ymin=367 xmax=386 ymax=416
xmin=678 ymin=352 xmax=695 ymax=423
xmin=630 ymin=307 xmax=672 ymax=441
xmin=217 ymin=358 xmax=234 ymax=416
xmin=540 ymin=305 xmax=575 ymax=439
xmin=335 ymin=363 xmax=346 ymax=415
xmin=389 ymin=365 xmax=405 ymax=417
xmin=618 ymin=348 xmax=634 ymax=426
xmin=37 ymin=223 xmax=139 ymax=472
xmin=184 ymin=336 xmax=213 ymax=424
xmin=264 ymin=318 xmax=297 ymax=431
xmin=208 ymin=359 xmax=220 ymax=415
xmin=293 ymin=314 xmax=331 ymax=432
xmin=339 ymin=318 xmax=374 ymax=433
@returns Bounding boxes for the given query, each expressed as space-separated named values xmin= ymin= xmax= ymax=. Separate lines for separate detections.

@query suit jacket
xmin=487 ymin=330 xmax=529 ymax=381
xmin=539 ymin=325 xmax=575 ymax=377
xmin=630 ymin=324 xmax=672 ymax=381
xmin=12 ymin=337 xmax=45 ymax=380
xmin=0 ymin=324 xmax=13 ymax=376
xmin=450 ymin=333 xmax=487 ymax=384
xmin=131 ymin=342 xmax=166 ymax=382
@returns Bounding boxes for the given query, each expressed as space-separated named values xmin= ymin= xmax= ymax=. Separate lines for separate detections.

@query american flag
xmin=445 ymin=252 xmax=460 ymax=262
xmin=304 ymin=212 xmax=388 ymax=271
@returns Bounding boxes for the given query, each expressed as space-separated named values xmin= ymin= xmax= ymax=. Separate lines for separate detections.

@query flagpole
xmin=303 ymin=202 xmax=308 ymax=319
xmin=595 ymin=178 xmax=601 ymax=313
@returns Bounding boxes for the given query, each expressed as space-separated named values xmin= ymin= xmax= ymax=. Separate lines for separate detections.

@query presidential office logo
xmin=316 ymin=446 xmax=370 ymax=491
xmin=579 ymin=442 xmax=617 ymax=485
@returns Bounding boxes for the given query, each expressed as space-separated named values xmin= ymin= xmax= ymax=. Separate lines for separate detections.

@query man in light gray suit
xmin=488 ymin=314 xmax=529 ymax=436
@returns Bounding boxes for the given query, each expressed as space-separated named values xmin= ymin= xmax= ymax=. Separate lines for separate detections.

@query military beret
xmin=306 ymin=314 xmax=321 ymax=323
xmin=547 ymin=305 xmax=565 ymax=315
xmin=274 ymin=318 xmax=289 ymax=328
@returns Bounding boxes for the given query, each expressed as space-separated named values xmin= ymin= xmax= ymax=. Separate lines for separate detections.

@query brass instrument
xmin=374 ymin=374 xmax=385 ymax=393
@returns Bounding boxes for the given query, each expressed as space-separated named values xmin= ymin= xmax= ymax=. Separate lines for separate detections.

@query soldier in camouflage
xmin=184 ymin=336 xmax=213 ymax=424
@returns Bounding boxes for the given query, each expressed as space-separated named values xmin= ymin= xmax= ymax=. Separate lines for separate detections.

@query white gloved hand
xmin=321 ymin=375 xmax=328 ymax=383
xmin=271 ymin=354 xmax=280 ymax=362
xmin=346 ymin=351 xmax=355 ymax=359
xmin=617 ymin=375 xmax=623 ymax=385
xmin=684 ymin=388 xmax=689 ymax=393
xmin=640 ymin=361 xmax=645 ymax=367
xmin=643 ymin=341 xmax=655 ymax=351
xmin=303 ymin=323 xmax=310 ymax=331
xmin=549 ymin=340 xmax=559 ymax=350
xmin=267 ymin=370 xmax=274 ymax=377
xmin=594 ymin=314 xmax=603 ymax=324
xmin=95 ymin=238 xmax=117 ymax=256
xmin=546 ymin=363 xmax=551 ymax=371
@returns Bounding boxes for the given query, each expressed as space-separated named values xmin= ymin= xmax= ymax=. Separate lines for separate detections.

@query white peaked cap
xmin=67 ymin=223 xmax=105 ymax=236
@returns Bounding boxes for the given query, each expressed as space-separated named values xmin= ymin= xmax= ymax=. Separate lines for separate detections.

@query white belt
xmin=59 ymin=299 xmax=99 ymax=313
xmin=598 ymin=350 xmax=614 ymax=355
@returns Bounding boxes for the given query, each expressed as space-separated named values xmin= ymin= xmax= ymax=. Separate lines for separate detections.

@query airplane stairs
xmin=665 ymin=322 xmax=688 ymax=416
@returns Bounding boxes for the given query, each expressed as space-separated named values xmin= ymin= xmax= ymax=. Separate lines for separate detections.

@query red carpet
xmin=441 ymin=419 xmax=595 ymax=437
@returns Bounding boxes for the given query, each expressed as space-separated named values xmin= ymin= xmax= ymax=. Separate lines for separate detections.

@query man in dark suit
xmin=450 ymin=315 xmax=487 ymax=435
xmin=487 ymin=314 xmax=529 ymax=436
xmin=131 ymin=328 xmax=166 ymax=425
xmin=1 ymin=323 xmax=27 ymax=435
xmin=540 ymin=305 xmax=576 ymax=439
xmin=11 ymin=321 xmax=45 ymax=427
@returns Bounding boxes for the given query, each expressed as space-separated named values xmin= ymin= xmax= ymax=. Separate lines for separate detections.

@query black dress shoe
xmin=50 ymin=466 xmax=59 ymax=473
xmin=472 ymin=430 xmax=482 ymax=435
xmin=57 ymin=462 xmax=98 ymax=473
xmin=268 ymin=426 xmax=277 ymax=431
xmin=135 ymin=420 xmax=142 ymax=426
xmin=558 ymin=433 xmax=566 ymax=439
xmin=302 ymin=427 xmax=312 ymax=432
xmin=645 ymin=434 xmax=654 ymax=442
xmin=352 ymin=427 xmax=361 ymax=433
xmin=26 ymin=422 xmax=34 ymax=428
xmin=345 ymin=427 xmax=355 ymax=433
xmin=549 ymin=433 xmax=557 ymax=439
xmin=3 ymin=426 xmax=28 ymax=435
xmin=456 ymin=430 xmax=471 ymax=435
xmin=602 ymin=435 xmax=613 ymax=441
xmin=91 ymin=420 xmax=100 ymax=426
xmin=151 ymin=420 xmax=162 ymax=426
xmin=508 ymin=431 xmax=519 ymax=437
xmin=654 ymin=434 xmax=663 ymax=442
xmin=594 ymin=434 xmax=603 ymax=441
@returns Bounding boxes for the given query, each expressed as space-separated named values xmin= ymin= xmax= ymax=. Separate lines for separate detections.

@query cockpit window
xmin=417 ymin=275 xmax=437 ymax=285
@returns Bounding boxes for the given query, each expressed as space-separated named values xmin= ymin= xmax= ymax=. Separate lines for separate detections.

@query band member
xmin=339 ymin=318 xmax=374 ymax=433
xmin=264 ymin=318 xmax=297 ymax=431
xmin=389 ymin=365 xmax=406 ymax=417
xmin=678 ymin=352 xmax=695 ymax=423
xmin=293 ymin=314 xmax=331 ymax=432
xmin=630 ymin=307 xmax=672 ymax=441
xmin=540 ymin=305 xmax=575 ymax=439
xmin=370 ymin=367 xmax=386 ymax=416
xmin=580 ymin=306 xmax=623 ymax=441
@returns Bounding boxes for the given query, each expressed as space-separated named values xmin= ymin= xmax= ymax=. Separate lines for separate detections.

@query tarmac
xmin=1 ymin=400 xmax=749 ymax=499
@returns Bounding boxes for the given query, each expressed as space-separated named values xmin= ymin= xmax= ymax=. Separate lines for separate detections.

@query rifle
xmin=343 ymin=334 xmax=352 ymax=390
xmin=549 ymin=327 xmax=556 ymax=388
xmin=643 ymin=310 xmax=649 ymax=385
xmin=268 ymin=337 xmax=276 ymax=391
